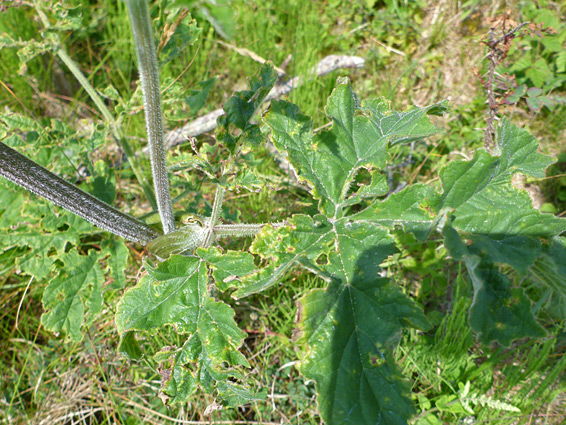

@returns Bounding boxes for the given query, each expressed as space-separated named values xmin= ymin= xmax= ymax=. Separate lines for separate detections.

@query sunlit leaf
xmin=116 ymin=255 xmax=260 ymax=405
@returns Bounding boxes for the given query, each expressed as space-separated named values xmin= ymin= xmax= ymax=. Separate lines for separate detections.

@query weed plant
xmin=1 ymin=1 xmax=565 ymax=424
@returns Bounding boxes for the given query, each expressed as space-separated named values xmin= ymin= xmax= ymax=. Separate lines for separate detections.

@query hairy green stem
xmin=125 ymin=0 xmax=175 ymax=234
xmin=201 ymin=185 xmax=225 ymax=247
xmin=0 ymin=142 xmax=161 ymax=244
xmin=214 ymin=222 xmax=284 ymax=238
xmin=32 ymin=0 xmax=157 ymax=211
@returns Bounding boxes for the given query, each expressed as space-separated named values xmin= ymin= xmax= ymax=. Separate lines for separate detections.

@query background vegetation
xmin=0 ymin=0 xmax=565 ymax=423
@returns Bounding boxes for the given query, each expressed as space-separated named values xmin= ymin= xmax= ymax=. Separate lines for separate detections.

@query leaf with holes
xmin=247 ymin=78 xmax=566 ymax=423
xmin=116 ymin=255 xmax=262 ymax=405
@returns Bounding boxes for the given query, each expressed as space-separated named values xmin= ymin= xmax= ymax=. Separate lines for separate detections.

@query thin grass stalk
xmin=125 ymin=0 xmax=175 ymax=234
xmin=32 ymin=0 xmax=158 ymax=211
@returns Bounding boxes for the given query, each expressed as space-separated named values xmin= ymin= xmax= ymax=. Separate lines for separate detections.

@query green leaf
xmin=264 ymin=78 xmax=444 ymax=218
xmin=353 ymin=184 xmax=440 ymax=240
xmin=242 ymin=214 xmax=430 ymax=424
xmin=89 ymin=160 xmax=116 ymax=205
xmin=466 ymin=256 xmax=546 ymax=346
xmin=41 ymin=249 xmax=105 ymax=342
xmin=160 ymin=14 xmax=201 ymax=64
xmin=255 ymin=82 xmax=564 ymax=421
xmin=358 ymin=120 xmax=563 ymax=273
xmin=0 ymin=34 xmax=56 ymax=75
xmin=234 ymin=216 xmax=335 ymax=298
xmin=217 ymin=63 xmax=277 ymax=153
xmin=169 ymin=0 xmax=235 ymax=39
xmin=198 ymin=0 xmax=235 ymax=40
xmin=0 ymin=207 xmax=100 ymax=278
xmin=526 ymin=58 xmax=552 ymax=87
xmin=184 ymin=77 xmax=216 ymax=115
xmin=0 ymin=182 xmax=25 ymax=229
xmin=197 ymin=247 xmax=256 ymax=291
xmin=233 ymin=167 xmax=262 ymax=192
xmin=105 ymin=238 xmax=129 ymax=290
xmin=528 ymin=237 xmax=566 ymax=319
xmin=441 ymin=222 xmax=546 ymax=346
xmin=118 ymin=331 xmax=143 ymax=361
xmin=116 ymin=255 xmax=259 ymax=405
xmin=438 ymin=120 xmax=562 ymax=273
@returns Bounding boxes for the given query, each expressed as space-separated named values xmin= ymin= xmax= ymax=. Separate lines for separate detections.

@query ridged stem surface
xmin=0 ymin=142 xmax=161 ymax=244
xmin=126 ymin=0 xmax=175 ymax=234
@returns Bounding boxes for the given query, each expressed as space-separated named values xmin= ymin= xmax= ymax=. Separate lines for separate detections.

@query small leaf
xmin=197 ymin=247 xmax=256 ymax=291
xmin=505 ymin=84 xmax=527 ymax=104
xmin=527 ymin=96 xmax=542 ymax=112
xmin=184 ymin=77 xmax=216 ymax=115
xmin=527 ymin=87 xmax=543 ymax=97
xmin=217 ymin=63 xmax=277 ymax=153
xmin=233 ymin=167 xmax=262 ymax=192
xmin=160 ymin=15 xmax=201 ymax=64
xmin=41 ymin=249 xmax=104 ymax=342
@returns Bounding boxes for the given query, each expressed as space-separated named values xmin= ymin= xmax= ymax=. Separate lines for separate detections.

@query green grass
xmin=1 ymin=0 xmax=566 ymax=423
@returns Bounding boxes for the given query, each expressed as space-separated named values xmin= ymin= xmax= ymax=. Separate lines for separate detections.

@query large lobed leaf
xmin=297 ymin=217 xmax=430 ymax=424
xmin=267 ymin=78 xmax=444 ymax=218
xmin=354 ymin=117 xmax=564 ymax=346
xmin=356 ymin=119 xmax=564 ymax=273
xmin=254 ymin=77 xmax=565 ymax=423
xmin=116 ymin=255 xmax=261 ymax=406
xmin=249 ymin=79 xmax=443 ymax=424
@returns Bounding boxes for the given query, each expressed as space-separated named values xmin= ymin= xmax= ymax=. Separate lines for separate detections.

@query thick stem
xmin=32 ymin=0 xmax=157 ymax=211
xmin=0 ymin=142 xmax=161 ymax=244
xmin=125 ymin=0 xmax=175 ymax=234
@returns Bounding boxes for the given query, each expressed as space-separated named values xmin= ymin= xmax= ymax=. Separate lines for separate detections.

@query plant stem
xmin=125 ymin=0 xmax=175 ymax=234
xmin=213 ymin=223 xmax=266 ymax=238
xmin=0 ymin=142 xmax=161 ymax=244
xmin=32 ymin=0 xmax=158 ymax=211
xmin=202 ymin=185 xmax=226 ymax=247
xmin=209 ymin=185 xmax=226 ymax=227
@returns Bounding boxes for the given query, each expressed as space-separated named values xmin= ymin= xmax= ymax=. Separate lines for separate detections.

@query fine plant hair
xmin=0 ymin=142 xmax=159 ymax=244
